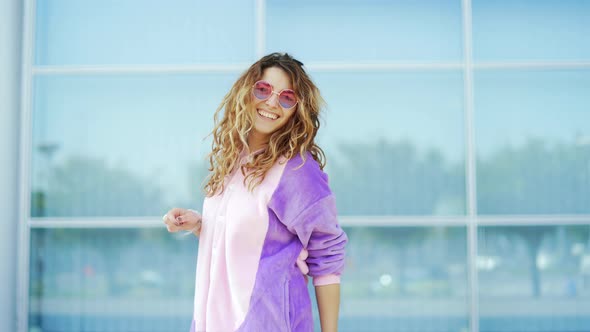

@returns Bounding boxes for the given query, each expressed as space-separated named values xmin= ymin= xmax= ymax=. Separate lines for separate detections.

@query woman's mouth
xmin=257 ymin=109 xmax=279 ymax=120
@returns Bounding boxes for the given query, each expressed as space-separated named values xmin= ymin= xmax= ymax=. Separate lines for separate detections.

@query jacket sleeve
xmin=287 ymin=194 xmax=347 ymax=285
xmin=268 ymin=152 xmax=348 ymax=286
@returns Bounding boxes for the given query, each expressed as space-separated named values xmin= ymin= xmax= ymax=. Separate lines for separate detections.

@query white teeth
xmin=257 ymin=109 xmax=278 ymax=120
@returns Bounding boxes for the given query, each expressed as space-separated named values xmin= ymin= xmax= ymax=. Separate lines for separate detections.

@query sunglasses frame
xmin=251 ymin=80 xmax=298 ymax=110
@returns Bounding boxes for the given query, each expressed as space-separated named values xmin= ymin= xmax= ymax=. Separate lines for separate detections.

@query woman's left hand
xmin=163 ymin=208 xmax=202 ymax=236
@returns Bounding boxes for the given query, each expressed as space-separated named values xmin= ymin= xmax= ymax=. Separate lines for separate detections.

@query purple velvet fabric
xmin=192 ymin=152 xmax=347 ymax=331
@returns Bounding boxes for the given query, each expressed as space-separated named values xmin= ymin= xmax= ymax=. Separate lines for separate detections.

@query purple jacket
xmin=191 ymin=151 xmax=348 ymax=332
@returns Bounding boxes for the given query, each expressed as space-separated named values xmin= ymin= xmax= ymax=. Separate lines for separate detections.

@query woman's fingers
xmin=164 ymin=219 xmax=178 ymax=232
xmin=163 ymin=208 xmax=201 ymax=233
xmin=163 ymin=208 xmax=189 ymax=226
xmin=162 ymin=208 xmax=204 ymax=235
xmin=163 ymin=209 xmax=182 ymax=231
xmin=162 ymin=213 xmax=177 ymax=227
xmin=178 ymin=210 xmax=202 ymax=224
xmin=178 ymin=222 xmax=201 ymax=233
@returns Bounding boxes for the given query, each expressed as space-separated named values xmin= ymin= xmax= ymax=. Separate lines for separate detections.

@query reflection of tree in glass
xmin=328 ymin=139 xmax=464 ymax=215
xmin=377 ymin=227 xmax=429 ymax=296
xmin=566 ymin=225 xmax=590 ymax=251
xmin=565 ymin=225 xmax=590 ymax=293
xmin=30 ymin=228 xmax=198 ymax=300
xmin=346 ymin=226 xmax=466 ymax=298
xmin=478 ymin=138 xmax=590 ymax=214
xmin=477 ymin=139 xmax=590 ymax=297
xmin=31 ymin=156 xmax=163 ymax=217
xmin=481 ymin=225 xmax=590 ymax=298
xmin=485 ymin=226 xmax=555 ymax=298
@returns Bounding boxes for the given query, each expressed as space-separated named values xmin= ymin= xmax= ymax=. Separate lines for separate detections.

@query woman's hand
xmin=163 ymin=208 xmax=202 ymax=236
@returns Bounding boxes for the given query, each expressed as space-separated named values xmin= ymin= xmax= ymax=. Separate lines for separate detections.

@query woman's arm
xmin=315 ymin=283 xmax=340 ymax=332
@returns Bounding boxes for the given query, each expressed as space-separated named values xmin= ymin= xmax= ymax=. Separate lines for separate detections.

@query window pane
xmin=475 ymin=70 xmax=590 ymax=214
xmin=336 ymin=226 xmax=468 ymax=331
xmin=28 ymin=228 xmax=197 ymax=332
xmin=473 ymin=0 xmax=590 ymax=61
xmin=29 ymin=226 xmax=467 ymax=332
xmin=313 ymin=70 xmax=465 ymax=215
xmin=31 ymin=73 xmax=238 ymax=218
xmin=35 ymin=0 xmax=255 ymax=65
xmin=479 ymin=225 xmax=590 ymax=332
xmin=267 ymin=0 xmax=463 ymax=63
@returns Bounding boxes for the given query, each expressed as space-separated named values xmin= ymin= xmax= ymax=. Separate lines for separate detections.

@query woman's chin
xmin=253 ymin=121 xmax=281 ymax=135
xmin=251 ymin=125 xmax=275 ymax=138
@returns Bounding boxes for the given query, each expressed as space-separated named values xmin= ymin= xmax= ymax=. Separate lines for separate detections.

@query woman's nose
xmin=265 ymin=92 xmax=280 ymax=108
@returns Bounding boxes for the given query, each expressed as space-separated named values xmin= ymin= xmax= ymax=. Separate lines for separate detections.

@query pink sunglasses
xmin=252 ymin=80 xmax=298 ymax=109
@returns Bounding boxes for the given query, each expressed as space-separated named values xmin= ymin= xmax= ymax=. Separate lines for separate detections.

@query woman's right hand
xmin=163 ymin=208 xmax=202 ymax=236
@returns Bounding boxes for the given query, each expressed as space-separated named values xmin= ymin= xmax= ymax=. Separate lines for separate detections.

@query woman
xmin=163 ymin=53 xmax=347 ymax=332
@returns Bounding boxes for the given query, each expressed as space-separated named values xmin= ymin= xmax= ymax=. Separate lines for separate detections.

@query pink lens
xmin=253 ymin=81 xmax=272 ymax=100
xmin=278 ymin=89 xmax=297 ymax=109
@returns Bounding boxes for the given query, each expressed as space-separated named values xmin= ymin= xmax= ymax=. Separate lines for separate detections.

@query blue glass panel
xmin=475 ymin=70 xmax=590 ymax=214
xmin=28 ymin=226 xmax=468 ymax=332
xmin=35 ymin=0 xmax=255 ymax=65
xmin=28 ymin=228 xmax=197 ymax=332
xmin=473 ymin=0 xmax=590 ymax=61
xmin=313 ymin=70 xmax=465 ymax=215
xmin=479 ymin=225 xmax=590 ymax=332
xmin=267 ymin=0 xmax=463 ymax=63
xmin=31 ymin=73 xmax=238 ymax=217
xmin=336 ymin=226 xmax=468 ymax=332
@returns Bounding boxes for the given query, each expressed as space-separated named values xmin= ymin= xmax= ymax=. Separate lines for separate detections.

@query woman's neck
xmin=247 ymin=131 xmax=269 ymax=152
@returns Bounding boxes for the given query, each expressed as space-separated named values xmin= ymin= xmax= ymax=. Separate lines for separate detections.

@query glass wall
xmin=478 ymin=225 xmax=590 ymax=332
xmin=22 ymin=0 xmax=590 ymax=331
xmin=472 ymin=1 xmax=590 ymax=331
xmin=29 ymin=229 xmax=197 ymax=332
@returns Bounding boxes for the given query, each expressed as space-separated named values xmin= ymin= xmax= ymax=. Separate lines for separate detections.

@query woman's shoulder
xmin=269 ymin=151 xmax=335 ymax=225
xmin=277 ymin=151 xmax=331 ymax=198
xmin=284 ymin=150 xmax=325 ymax=176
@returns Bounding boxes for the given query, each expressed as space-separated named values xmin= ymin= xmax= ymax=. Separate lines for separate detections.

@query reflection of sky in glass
xmin=473 ymin=0 xmax=590 ymax=61
xmin=312 ymin=70 xmax=465 ymax=164
xmin=475 ymin=70 xmax=590 ymax=158
xmin=267 ymin=0 xmax=463 ymax=62
xmin=32 ymin=73 xmax=240 ymax=209
xmin=35 ymin=0 xmax=255 ymax=65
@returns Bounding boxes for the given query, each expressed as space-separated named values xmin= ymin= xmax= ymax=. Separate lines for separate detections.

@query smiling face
xmin=249 ymin=66 xmax=298 ymax=147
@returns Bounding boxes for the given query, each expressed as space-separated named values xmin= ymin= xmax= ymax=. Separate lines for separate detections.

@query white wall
xmin=0 ymin=0 xmax=22 ymax=331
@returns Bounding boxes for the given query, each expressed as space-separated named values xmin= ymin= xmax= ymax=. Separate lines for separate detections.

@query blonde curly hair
xmin=204 ymin=53 xmax=326 ymax=196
